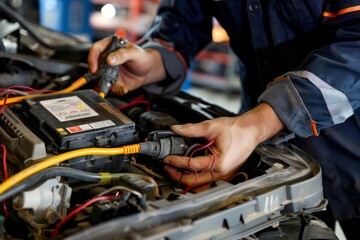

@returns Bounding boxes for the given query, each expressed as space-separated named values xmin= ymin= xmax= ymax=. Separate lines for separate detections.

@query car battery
xmin=21 ymin=89 xmax=138 ymax=172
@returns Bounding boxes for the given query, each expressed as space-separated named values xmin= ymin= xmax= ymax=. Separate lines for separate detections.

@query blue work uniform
xmin=140 ymin=0 xmax=360 ymax=229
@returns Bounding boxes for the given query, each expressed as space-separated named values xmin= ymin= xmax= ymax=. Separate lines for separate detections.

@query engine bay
xmin=0 ymin=85 xmax=327 ymax=240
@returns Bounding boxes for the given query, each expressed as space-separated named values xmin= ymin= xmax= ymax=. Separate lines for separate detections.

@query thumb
xmin=106 ymin=42 xmax=141 ymax=66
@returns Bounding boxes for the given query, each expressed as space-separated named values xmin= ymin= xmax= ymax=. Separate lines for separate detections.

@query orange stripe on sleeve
xmin=323 ymin=5 xmax=360 ymax=18
xmin=310 ymin=120 xmax=319 ymax=136
xmin=267 ymin=76 xmax=288 ymax=87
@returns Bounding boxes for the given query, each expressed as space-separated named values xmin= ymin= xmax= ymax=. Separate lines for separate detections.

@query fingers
xmin=110 ymin=82 xmax=129 ymax=95
xmin=88 ymin=37 xmax=112 ymax=73
xmin=170 ymin=121 xmax=214 ymax=139
xmin=164 ymin=165 xmax=217 ymax=188
xmin=164 ymin=154 xmax=215 ymax=172
xmin=88 ymin=38 xmax=141 ymax=73
xmin=106 ymin=42 xmax=144 ymax=66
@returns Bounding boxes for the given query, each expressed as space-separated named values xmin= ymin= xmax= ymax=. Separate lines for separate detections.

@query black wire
xmin=0 ymin=1 xmax=91 ymax=51
xmin=0 ymin=166 xmax=102 ymax=202
xmin=135 ymin=16 xmax=162 ymax=45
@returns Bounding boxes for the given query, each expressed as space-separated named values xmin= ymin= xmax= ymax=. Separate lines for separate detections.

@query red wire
xmin=118 ymin=99 xmax=151 ymax=111
xmin=116 ymin=94 xmax=151 ymax=111
xmin=0 ymin=86 xmax=54 ymax=94
xmin=51 ymin=195 xmax=116 ymax=238
xmin=1 ymin=144 xmax=9 ymax=218
xmin=0 ymin=92 xmax=10 ymax=114
xmin=133 ymin=94 xmax=145 ymax=102
xmin=181 ymin=140 xmax=215 ymax=194
xmin=1 ymin=144 xmax=8 ymax=180
xmin=207 ymin=147 xmax=216 ymax=182
xmin=0 ymin=86 xmax=54 ymax=111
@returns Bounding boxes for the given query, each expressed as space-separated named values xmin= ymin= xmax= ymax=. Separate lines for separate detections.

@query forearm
xmin=238 ymin=103 xmax=285 ymax=144
xmin=143 ymin=48 xmax=166 ymax=85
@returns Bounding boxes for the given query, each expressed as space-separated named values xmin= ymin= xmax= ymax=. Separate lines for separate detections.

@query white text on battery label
xmin=90 ymin=120 xmax=115 ymax=129
xmin=40 ymin=96 xmax=98 ymax=122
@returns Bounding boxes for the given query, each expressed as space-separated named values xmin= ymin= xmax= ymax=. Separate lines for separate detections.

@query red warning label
xmin=67 ymin=124 xmax=92 ymax=133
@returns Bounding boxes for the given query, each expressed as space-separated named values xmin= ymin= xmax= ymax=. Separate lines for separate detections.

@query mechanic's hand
xmin=163 ymin=103 xmax=285 ymax=192
xmin=88 ymin=37 xmax=166 ymax=95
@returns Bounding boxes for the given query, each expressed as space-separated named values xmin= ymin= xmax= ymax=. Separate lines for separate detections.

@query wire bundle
xmin=181 ymin=140 xmax=216 ymax=194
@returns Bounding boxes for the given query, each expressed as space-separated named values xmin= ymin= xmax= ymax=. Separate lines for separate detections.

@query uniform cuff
xmin=140 ymin=41 xmax=187 ymax=95
xmin=258 ymin=79 xmax=313 ymax=137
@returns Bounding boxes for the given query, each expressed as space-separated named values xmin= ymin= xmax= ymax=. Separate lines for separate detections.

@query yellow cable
xmin=55 ymin=76 xmax=88 ymax=94
xmin=0 ymin=76 xmax=88 ymax=106
xmin=0 ymin=144 xmax=141 ymax=195
xmin=99 ymin=92 xmax=106 ymax=98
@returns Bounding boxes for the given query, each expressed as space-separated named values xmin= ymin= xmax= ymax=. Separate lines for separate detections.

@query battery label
xmin=66 ymin=120 xmax=115 ymax=134
xmin=90 ymin=120 xmax=115 ymax=129
xmin=40 ymin=96 xmax=99 ymax=122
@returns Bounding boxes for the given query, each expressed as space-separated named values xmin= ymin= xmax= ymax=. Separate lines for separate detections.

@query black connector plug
xmin=139 ymin=136 xmax=188 ymax=159
xmin=97 ymin=35 xmax=127 ymax=95
xmin=139 ymin=130 xmax=188 ymax=159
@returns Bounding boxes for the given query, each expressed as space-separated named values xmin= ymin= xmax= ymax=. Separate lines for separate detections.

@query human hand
xmin=88 ymin=36 xmax=166 ymax=95
xmin=163 ymin=103 xmax=285 ymax=192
